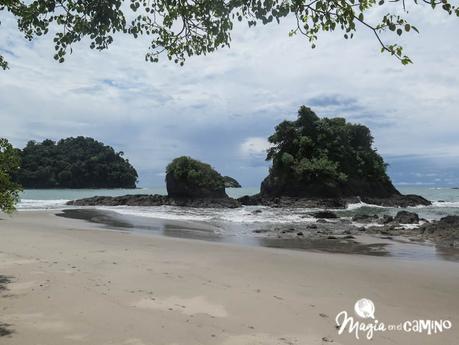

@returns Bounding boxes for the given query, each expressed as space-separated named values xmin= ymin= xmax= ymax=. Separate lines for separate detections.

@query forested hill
xmin=15 ymin=137 xmax=138 ymax=188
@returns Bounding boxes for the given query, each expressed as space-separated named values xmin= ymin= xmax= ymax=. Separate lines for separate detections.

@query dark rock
xmin=359 ymin=194 xmax=431 ymax=207
xmin=223 ymin=176 xmax=241 ymax=188
xmin=297 ymin=232 xmax=304 ymax=236
xmin=343 ymin=235 xmax=355 ymax=239
xmin=251 ymin=209 xmax=263 ymax=214
xmin=253 ymin=229 xmax=269 ymax=234
xmin=394 ymin=211 xmax=419 ymax=224
xmin=380 ymin=215 xmax=394 ymax=224
xmin=438 ymin=215 xmax=459 ymax=225
xmin=67 ymin=194 xmax=241 ymax=208
xmin=327 ymin=236 xmax=337 ymax=239
xmin=352 ymin=214 xmax=379 ymax=223
xmin=237 ymin=193 xmax=430 ymax=208
xmin=238 ymin=194 xmax=347 ymax=209
xmin=415 ymin=216 xmax=459 ymax=248
xmin=307 ymin=224 xmax=318 ymax=229
xmin=311 ymin=211 xmax=338 ymax=219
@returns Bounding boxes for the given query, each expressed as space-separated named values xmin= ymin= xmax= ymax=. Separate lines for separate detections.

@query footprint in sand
xmin=131 ymin=296 xmax=228 ymax=318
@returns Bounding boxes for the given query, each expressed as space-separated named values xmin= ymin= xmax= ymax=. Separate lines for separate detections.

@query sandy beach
xmin=0 ymin=211 xmax=458 ymax=345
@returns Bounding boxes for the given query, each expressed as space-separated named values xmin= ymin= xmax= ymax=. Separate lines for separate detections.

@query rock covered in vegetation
xmin=261 ymin=106 xmax=399 ymax=199
xmin=253 ymin=106 xmax=430 ymax=207
xmin=166 ymin=156 xmax=227 ymax=198
xmin=223 ymin=176 xmax=241 ymax=188
xmin=15 ymin=137 xmax=138 ymax=188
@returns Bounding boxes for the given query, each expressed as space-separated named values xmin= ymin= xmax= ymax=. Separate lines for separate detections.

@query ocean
xmin=17 ymin=186 xmax=459 ymax=224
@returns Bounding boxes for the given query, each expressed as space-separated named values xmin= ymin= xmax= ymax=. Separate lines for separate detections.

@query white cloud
xmin=240 ymin=137 xmax=272 ymax=159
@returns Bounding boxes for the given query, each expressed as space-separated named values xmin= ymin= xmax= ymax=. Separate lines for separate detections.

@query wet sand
xmin=0 ymin=211 xmax=458 ymax=345
xmin=59 ymin=208 xmax=459 ymax=261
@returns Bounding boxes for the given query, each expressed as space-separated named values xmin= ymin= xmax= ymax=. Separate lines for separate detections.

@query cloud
xmin=0 ymin=7 xmax=458 ymax=187
xmin=240 ymin=137 xmax=272 ymax=159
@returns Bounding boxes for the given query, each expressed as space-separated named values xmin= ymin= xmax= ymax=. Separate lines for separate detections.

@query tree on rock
xmin=166 ymin=157 xmax=227 ymax=198
xmin=262 ymin=106 xmax=399 ymax=198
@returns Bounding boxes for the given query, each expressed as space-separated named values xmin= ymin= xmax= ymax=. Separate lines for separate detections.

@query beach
xmin=0 ymin=211 xmax=458 ymax=344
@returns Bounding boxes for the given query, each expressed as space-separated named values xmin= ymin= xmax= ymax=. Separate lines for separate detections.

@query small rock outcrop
xmin=352 ymin=214 xmax=379 ymax=223
xmin=358 ymin=194 xmax=431 ymax=207
xmin=394 ymin=211 xmax=420 ymax=224
xmin=311 ymin=211 xmax=338 ymax=219
xmin=166 ymin=156 xmax=227 ymax=198
xmin=223 ymin=176 xmax=241 ymax=188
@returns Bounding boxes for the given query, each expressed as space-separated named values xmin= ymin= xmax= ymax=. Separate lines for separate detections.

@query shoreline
xmin=0 ymin=211 xmax=458 ymax=344
xmin=56 ymin=208 xmax=459 ymax=262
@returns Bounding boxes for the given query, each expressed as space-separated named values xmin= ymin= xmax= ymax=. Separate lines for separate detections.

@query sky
xmin=1 ymin=3 xmax=458 ymax=188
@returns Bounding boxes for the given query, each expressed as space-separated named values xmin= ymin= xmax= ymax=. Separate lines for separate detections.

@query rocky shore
xmin=67 ymin=192 xmax=431 ymax=209
xmin=67 ymin=194 xmax=241 ymax=208
xmin=238 ymin=193 xmax=431 ymax=208
xmin=258 ymin=210 xmax=459 ymax=249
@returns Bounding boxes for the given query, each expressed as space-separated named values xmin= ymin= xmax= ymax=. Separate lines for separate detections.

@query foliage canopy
xmin=0 ymin=138 xmax=22 ymax=213
xmin=1 ymin=0 xmax=459 ymax=69
xmin=15 ymin=137 xmax=138 ymax=188
xmin=166 ymin=156 xmax=225 ymax=191
xmin=264 ymin=106 xmax=397 ymax=197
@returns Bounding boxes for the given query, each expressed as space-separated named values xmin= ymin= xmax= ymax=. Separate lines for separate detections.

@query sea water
xmin=17 ymin=186 xmax=459 ymax=224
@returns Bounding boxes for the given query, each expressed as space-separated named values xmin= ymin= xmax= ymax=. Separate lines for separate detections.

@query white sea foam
xmin=432 ymin=201 xmax=459 ymax=208
xmin=346 ymin=202 xmax=386 ymax=210
xmin=17 ymin=199 xmax=69 ymax=210
xmin=98 ymin=205 xmax=317 ymax=224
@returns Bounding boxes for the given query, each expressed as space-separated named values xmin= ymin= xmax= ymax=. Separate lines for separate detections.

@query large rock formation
xmin=240 ymin=106 xmax=430 ymax=207
xmin=166 ymin=156 xmax=227 ymax=198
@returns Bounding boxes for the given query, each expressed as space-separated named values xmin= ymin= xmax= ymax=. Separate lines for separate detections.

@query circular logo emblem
xmin=354 ymin=298 xmax=375 ymax=319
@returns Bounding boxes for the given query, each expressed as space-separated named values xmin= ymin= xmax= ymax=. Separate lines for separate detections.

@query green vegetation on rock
xmin=0 ymin=138 xmax=22 ymax=213
xmin=262 ymin=106 xmax=399 ymax=198
xmin=166 ymin=156 xmax=226 ymax=198
xmin=223 ymin=176 xmax=241 ymax=188
xmin=15 ymin=137 xmax=138 ymax=188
